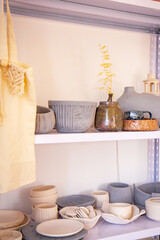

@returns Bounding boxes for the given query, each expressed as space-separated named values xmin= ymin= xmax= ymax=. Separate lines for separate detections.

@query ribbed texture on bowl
xmin=48 ymin=101 xmax=97 ymax=133
xmin=34 ymin=203 xmax=58 ymax=223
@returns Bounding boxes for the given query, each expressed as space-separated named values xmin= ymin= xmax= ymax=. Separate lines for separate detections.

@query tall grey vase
xmin=117 ymin=87 xmax=160 ymax=125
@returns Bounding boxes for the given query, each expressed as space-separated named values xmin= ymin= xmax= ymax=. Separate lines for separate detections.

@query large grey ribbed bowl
xmin=48 ymin=101 xmax=97 ymax=133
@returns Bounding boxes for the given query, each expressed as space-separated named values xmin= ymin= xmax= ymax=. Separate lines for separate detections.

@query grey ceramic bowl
xmin=107 ymin=182 xmax=133 ymax=204
xmin=134 ymin=182 xmax=160 ymax=207
xmin=35 ymin=106 xmax=55 ymax=134
xmin=48 ymin=101 xmax=97 ymax=133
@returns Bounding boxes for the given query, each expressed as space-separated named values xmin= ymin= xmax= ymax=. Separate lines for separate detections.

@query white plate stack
xmin=0 ymin=210 xmax=30 ymax=231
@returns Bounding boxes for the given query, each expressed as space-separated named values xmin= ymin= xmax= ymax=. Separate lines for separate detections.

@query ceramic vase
xmin=95 ymin=93 xmax=123 ymax=131
xmin=117 ymin=87 xmax=160 ymax=125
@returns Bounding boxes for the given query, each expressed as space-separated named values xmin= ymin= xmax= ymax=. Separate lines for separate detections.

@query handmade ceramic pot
xmin=102 ymin=202 xmax=132 ymax=219
xmin=91 ymin=190 xmax=109 ymax=209
xmin=35 ymin=106 xmax=55 ymax=134
xmin=95 ymin=93 xmax=123 ymax=131
xmin=107 ymin=182 xmax=133 ymax=204
xmin=145 ymin=197 xmax=160 ymax=221
xmin=134 ymin=182 xmax=160 ymax=207
xmin=117 ymin=87 xmax=160 ymax=126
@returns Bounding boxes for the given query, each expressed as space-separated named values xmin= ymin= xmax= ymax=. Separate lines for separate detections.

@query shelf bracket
xmin=148 ymin=139 xmax=159 ymax=182
xmin=148 ymin=34 xmax=160 ymax=182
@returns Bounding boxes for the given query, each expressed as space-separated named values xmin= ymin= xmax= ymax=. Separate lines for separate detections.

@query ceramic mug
xmin=107 ymin=202 xmax=132 ymax=219
xmin=34 ymin=203 xmax=58 ymax=223
xmin=145 ymin=197 xmax=160 ymax=221
xmin=107 ymin=182 xmax=133 ymax=204
xmin=92 ymin=190 xmax=109 ymax=209
xmin=124 ymin=110 xmax=152 ymax=120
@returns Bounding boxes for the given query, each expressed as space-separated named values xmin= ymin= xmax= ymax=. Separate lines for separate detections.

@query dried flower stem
xmin=98 ymin=44 xmax=114 ymax=95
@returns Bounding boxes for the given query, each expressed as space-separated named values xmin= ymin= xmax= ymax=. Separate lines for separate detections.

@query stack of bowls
xmin=30 ymin=185 xmax=58 ymax=220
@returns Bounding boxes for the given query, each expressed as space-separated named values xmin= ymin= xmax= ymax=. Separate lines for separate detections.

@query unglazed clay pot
xmin=95 ymin=93 xmax=123 ymax=131
xmin=117 ymin=87 xmax=160 ymax=126
xmin=107 ymin=182 xmax=133 ymax=204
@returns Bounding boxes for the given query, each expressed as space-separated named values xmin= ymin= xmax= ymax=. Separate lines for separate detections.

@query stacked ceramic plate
xmin=0 ymin=210 xmax=30 ymax=230
xmin=57 ymin=194 xmax=95 ymax=210
xmin=22 ymin=220 xmax=88 ymax=240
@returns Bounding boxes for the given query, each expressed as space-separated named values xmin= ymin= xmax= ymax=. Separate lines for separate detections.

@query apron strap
xmin=6 ymin=0 xmax=18 ymax=63
xmin=0 ymin=0 xmax=8 ymax=65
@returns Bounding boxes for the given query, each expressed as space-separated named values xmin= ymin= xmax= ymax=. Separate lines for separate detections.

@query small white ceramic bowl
xmin=30 ymin=185 xmax=57 ymax=198
xmin=0 ymin=230 xmax=22 ymax=240
xmin=145 ymin=197 xmax=160 ymax=221
xmin=59 ymin=206 xmax=101 ymax=230
xmin=34 ymin=203 xmax=58 ymax=223
xmin=30 ymin=193 xmax=58 ymax=206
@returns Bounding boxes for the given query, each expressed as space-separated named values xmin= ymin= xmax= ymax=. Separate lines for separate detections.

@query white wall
xmin=0 ymin=15 xmax=150 ymax=214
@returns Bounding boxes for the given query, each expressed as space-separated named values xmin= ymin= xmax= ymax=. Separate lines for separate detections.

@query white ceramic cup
xmin=108 ymin=202 xmax=132 ymax=219
xmin=34 ymin=203 xmax=58 ymax=223
xmin=92 ymin=190 xmax=109 ymax=209
xmin=145 ymin=197 xmax=160 ymax=221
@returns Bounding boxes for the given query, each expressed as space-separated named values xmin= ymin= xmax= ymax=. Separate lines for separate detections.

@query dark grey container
xmin=134 ymin=182 xmax=160 ymax=207
xmin=107 ymin=182 xmax=133 ymax=204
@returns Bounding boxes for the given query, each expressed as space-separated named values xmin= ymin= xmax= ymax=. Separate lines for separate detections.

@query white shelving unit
xmin=35 ymin=129 xmax=160 ymax=240
xmin=9 ymin=1 xmax=160 ymax=239
xmin=35 ymin=128 xmax=160 ymax=144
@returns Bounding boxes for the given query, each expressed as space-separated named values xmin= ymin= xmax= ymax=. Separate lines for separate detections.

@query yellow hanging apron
xmin=0 ymin=0 xmax=36 ymax=193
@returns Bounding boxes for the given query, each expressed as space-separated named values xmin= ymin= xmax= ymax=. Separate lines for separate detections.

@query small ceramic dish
xmin=101 ymin=204 xmax=145 ymax=224
xmin=0 ymin=230 xmax=22 ymax=240
xmin=30 ymin=185 xmax=57 ymax=198
xmin=59 ymin=206 xmax=101 ymax=229
xmin=30 ymin=193 xmax=58 ymax=206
